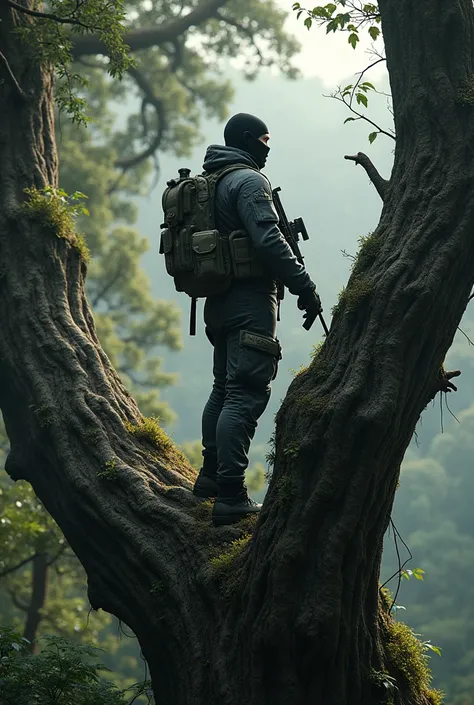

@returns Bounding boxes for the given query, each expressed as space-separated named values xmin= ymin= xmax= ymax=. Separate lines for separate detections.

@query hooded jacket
xmin=202 ymin=145 xmax=313 ymax=296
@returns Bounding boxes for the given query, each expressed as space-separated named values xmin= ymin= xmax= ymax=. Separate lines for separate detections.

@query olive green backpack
xmin=160 ymin=164 xmax=261 ymax=334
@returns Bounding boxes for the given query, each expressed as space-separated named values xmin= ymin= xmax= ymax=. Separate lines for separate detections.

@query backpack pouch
xmin=192 ymin=230 xmax=230 ymax=282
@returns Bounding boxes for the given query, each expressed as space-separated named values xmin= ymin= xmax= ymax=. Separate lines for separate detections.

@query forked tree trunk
xmin=1 ymin=1 xmax=474 ymax=704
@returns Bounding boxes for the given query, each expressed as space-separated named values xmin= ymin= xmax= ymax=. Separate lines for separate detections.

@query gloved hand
xmin=297 ymin=283 xmax=322 ymax=322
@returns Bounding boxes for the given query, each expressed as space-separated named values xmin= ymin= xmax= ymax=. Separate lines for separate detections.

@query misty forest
xmin=1 ymin=0 xmax=474 ymax=703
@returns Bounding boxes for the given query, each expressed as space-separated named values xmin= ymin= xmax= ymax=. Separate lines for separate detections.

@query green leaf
xmin=348 ymin=32 xmax=359 ymax=49
xmin=326 ymin=3 xmax=337 ymax=14
xmin=356 ymin=91 xmax=368 ymax=107
xmin=342 ymin=84 xmax=353 ymax=92
xmin=424 ymin=641 xmax=442 ymax=657
xmin=369 ymin=25 xmax=381 ymax=41
xmin=368 ymin=131 xmax=378 ymax=143
xmin=344 ymin=117 xmax=356 ymax=123
xmin=360 ymin=81 xmax=376 ymax=90
xmin=304 ymin=16 xmax=313 ymax=29
xmin=413 ymin=567 xmax=425 ymax=580
xmin=292 ymin=2 xmax=301 ymax=8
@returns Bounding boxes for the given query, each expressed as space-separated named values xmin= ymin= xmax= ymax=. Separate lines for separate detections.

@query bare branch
xmin=426 ymin=368 xmax=461 ymax=405
xmin=6 ymin=0 xmax=93 ymax=30
xmin=71 ymin=0 xmax=230 ymax=59
xmin=8 ymin=589 xmax=30 ymax=612
xmin=349 ymin=57 xmax=386 ymax=104
xmin=0 ymin=50 xmax=26 ymax=100
xmin=113 ymin=65 xmax=167 ymax=172
xmin=0 ymin=554 xmax=37 ymax=579
xmin=91 ymin=264 xmax=124 ymax=308
xmin=344 ymin=152 xmax=389 ymax=200
xmin=46 ymin=544 xmax=67 ymax=567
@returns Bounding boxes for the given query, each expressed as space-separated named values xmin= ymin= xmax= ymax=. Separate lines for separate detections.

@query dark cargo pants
xmin=201 ymin=281 xmax=280 ymax=487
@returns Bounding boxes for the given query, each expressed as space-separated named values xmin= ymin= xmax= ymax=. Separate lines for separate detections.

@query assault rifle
xmin=272 ymin=187 xmax=329 ymax=335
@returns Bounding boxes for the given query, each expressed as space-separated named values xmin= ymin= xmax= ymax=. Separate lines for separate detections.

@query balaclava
xmin=224 ymin=112 xmax=270 ymax=169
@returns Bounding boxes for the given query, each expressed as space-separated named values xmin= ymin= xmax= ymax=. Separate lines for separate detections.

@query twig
xmin=458 ymin=326 xmax=474 ymax=345
xmin=349 ymin=57 xmax=386 ymax=106
xmin=344 ymin=152 xmax=389 ymax=200
xmin=6 ymin=0 xmax=93 ymax=29
xmin=0 ymin=554 xmax=37 ymax=579
xmin=0 ymin=50 xmax=26 ymax=99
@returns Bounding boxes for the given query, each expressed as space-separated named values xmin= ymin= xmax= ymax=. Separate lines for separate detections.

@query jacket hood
xmin=202 ymin=144 xmax=259 ymax=172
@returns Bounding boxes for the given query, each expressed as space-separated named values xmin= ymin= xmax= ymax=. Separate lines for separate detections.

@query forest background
xmin=1 ymin=1 xmax=474 ymax=702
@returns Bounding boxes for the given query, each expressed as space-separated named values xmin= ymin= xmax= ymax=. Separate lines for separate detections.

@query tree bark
xmin=1 ymin=1 xmax=474 ymax=704
xmin=23 ymin=553 xmax=49 ymax=650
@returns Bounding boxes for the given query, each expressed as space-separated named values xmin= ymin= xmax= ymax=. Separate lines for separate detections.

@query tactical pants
xmin=201 ymin=281 xmax=280 ymax=487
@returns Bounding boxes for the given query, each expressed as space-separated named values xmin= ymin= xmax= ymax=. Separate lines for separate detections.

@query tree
xmin=1 ymin=0 xmax=295 ymax=660
xmin=1 ymin=0 xmax=471 ymax=703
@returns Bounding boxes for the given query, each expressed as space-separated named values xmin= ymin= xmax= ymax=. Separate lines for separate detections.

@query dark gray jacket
xmin=203 ymin=145 xmax=314 ymax=296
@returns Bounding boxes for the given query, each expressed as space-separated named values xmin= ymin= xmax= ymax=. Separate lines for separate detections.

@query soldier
xmin=191 ymin=112 xmax=321 ymax=526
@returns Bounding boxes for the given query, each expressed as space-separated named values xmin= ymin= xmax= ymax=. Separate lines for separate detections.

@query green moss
xmin=150 ymin=580 xmax=163 ymax=597
xmin=455 ymin=77 xmax=474 ymax=105
xmin=125 ymin=416 xmax=172 ymax=452
xmin=275 ymin=475 xmax=296 ymax=507
xmin=352 ymin=231 xmax=382 ymax=276
xmin=209 ymin=535 xmax=251 ymax=596
xmin=296 ymin=393 xmax=330 ymax=416
xmin=33 ymin=405 xmax=53 ymax=428
xmin=22 ymin=186 xmax=90 ymax=262
xmin=332 ymin=275 xmax=372 ymax=316
xmin=290 ymin=364 xmax=308 ymax=378
xmin=97 ymin=458 xmax=118 ymax=480
xmin=283 ymin=443 xmax=300 ymax=459
xmin=310 ymin=341 xmax=324 ymax=359
xmin=385 ymin=620 xmax=444 ymax=704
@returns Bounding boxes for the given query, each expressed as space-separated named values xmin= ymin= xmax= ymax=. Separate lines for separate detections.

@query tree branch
xmin=0 ymin=553 xmax=37 ymax=579
xmin=216 ymin=11 xmax=265 ymax=66
xmin=344 ymin=152 xmax=389 ymax=200
xmin=8 ymin=589 xmax=30 ymax=613
xmin=426 ymin=368 xmax=461 ymax=405
xmin=113 ymin=66 xmax=167 ymax=172
xmin=6 ymin=0 xmax=93 ymax=30
xmin=71 ymin=0 xmax=230 ymax=59
xmin=0 ymin=50 xmax=26 ymax=100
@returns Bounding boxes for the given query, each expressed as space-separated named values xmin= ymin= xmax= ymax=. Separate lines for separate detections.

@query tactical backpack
xmin=160 ymin=165 xmax=263 ymax=334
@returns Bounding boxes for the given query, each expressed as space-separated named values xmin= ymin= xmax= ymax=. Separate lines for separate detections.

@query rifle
xmin=272 ymin=186 xmax=329 ymax=335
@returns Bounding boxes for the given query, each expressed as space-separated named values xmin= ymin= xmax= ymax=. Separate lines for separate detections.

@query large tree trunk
xmin=1 ymin=1 xmax=474 ymax=704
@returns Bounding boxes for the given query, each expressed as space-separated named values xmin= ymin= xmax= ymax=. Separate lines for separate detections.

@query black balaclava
xmin=224 ymin=112 xmax=270 ymax=169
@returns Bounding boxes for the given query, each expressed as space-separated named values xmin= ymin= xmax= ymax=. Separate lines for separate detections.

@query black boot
xmin=212 ymin=486 xmax=262 ymax=527
xmin=193 ymin=469 xmax=218 ymax=498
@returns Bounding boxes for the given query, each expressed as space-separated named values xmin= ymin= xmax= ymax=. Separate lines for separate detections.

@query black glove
xmin=297 ymin=284 xmax=322 ymax=329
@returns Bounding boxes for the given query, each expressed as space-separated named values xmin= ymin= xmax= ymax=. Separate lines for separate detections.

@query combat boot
xmin=192 ymin=469 xmax=218 ymax=498
xmin=212 ymin=486 xmax=262 ymax=527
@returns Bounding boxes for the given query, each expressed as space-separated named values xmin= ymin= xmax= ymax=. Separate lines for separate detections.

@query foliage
xmin=22 ymin=186 xmax=90 ymax=262
xmin=292 ymin=1 xmax=381 ymax=46
xmin=384 ymin=620 xmax=443 ymax=705
xmin=15 ymin=0 xmax=132 ymax=124
xmin=125 ymin=416 xmax=172 ymax=451
xmin=292 ymin=1 xmax=396 ymax=142
xmin=0 ymin=627 xmax=151 ymax=705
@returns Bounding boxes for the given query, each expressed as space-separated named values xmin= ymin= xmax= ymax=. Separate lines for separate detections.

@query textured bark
xmin=1 ymin=1 xmax=474 ymax=704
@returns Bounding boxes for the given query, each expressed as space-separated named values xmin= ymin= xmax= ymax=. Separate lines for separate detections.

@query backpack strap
xmin=190 ymin=297 xmax=197 ymax=336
